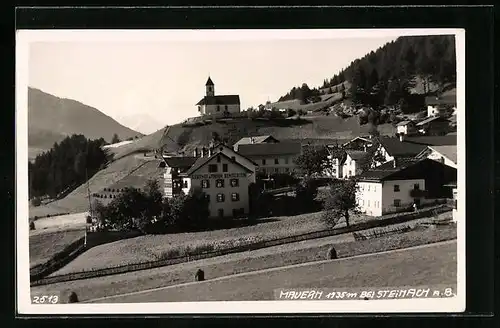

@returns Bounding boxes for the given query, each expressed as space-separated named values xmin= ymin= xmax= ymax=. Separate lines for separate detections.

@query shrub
xmin=31 ymin=198 xmax=41 ymax=207
xmin=327 ymin=246 xmax=338 ymax=259
xmin=68 ymin=292 xmax=79 ymax=303
xmin=29 ymin=221 xmax=35 ymax=230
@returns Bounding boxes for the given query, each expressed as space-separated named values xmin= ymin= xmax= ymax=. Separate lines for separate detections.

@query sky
xmin=28 ymin=31 xmax=400 ymax=134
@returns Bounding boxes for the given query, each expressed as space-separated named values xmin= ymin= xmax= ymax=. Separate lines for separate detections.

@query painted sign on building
xmin=191 ymin=172 xmax=248 ymax=180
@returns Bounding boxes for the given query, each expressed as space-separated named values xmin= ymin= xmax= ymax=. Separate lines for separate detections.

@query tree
xmin=144 ymin=179 xmax=164 ymax=224
xmin=322 ymin=179 xmax=359 ymax=228
xmin=295 ymin=177 xmax=319 ymax=213
xmin=287 ymin=108 xmax=297 ymax=117
xmin=368 ymin=123 xmax=380 ymax=138
xmin=111 ymin=133 xmax=121 ymax=144
xmin=294 ymin=145 xmax=331 ymax=177
xmin=349 ymin=66 xmax=367 ymax=105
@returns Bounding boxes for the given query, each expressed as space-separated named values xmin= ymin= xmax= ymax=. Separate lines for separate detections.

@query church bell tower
xmin=205 ymin=76 xmax=214 ymax=97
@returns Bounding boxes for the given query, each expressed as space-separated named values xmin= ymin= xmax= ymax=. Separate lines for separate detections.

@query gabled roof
xmin=358 ymin=157 xmax=422 ymax=181
xmin=378 ymin=137 xmax=428 ymax=157
xmin=346 ymin=150 xmax=370 ymax=161
xmin=425 ymin=95 xmax=456 ymax=106
xmin=404 ymin=135 xmax=457 ymax=146
xmin=211 ymin=142 xmax=259 ymax=167
xmin=416 ymin=116 xmax=450 ymax=126
xmin=342 ymin=136 xmax=372 ymax=146
xmin=162 ymin=156 xmax=198 ymax=171
xmin=358 ymin=158 xmax=457 ymax=183
xmin=206 ymin=77 xmax=214 ymax=86
xmin=428 ymin=145 xmax=457 ymax=164
xmin=233 ymin=135 xmax=279 ymax=147
xmin=184 ymin=151 xmax=253 ymax=176
xmin=196 ymin=95 xmax=240 ymax=106
xmin=237 ymin=141 xmax=302 ymax=157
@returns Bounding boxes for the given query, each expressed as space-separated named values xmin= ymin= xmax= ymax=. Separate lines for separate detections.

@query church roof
xmin=206 ymin=77 xmax=214 ymax=86
xmin=196 ymin=95 xmax=241 ymax=106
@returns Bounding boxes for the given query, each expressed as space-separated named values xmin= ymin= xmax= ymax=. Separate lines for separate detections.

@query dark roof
xmin=206 ymin=77 xmax=214 ymax=86
xmin=196 ymin=95 xmax=240 ymax=106
xmin=358 ymin=158 xmax=457 ymax=184
xmin=346 ymin=150 xmax=370 ymax=161
xmin=425 ymin=95 xmax=456 ymax=106
xmin=378 ymin=137 xmax=428 ymax=157
xmin=358 ymin=158 xmax=422 ymax=181
xmin=184 ymin=151 xmax=253 ymax=176
xmin=212 ymin=142 xmax=260 ymax=166
xmin=233 ymin=135 xmax=279 ymax=146
xmin=416 ymin=116 xmax=450 ymax=126
xmin=162 ymin=156 xmax=198 ymax=170
xmin=404 ymin=135 xmax=457 ymax=146
xmin=237 ymin=141 xmax=302 ymax=157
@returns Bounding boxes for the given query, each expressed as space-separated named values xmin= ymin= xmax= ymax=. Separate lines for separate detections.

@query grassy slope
xmin=32 ymin=223 xmax=456 ymax=302
xmin=29 ymin=155 xmax=154 ymax=218
xmin=48 ymin=210 xmax=452 ymax=276
xmin=29 ymin=113 xmax=396 ymax=218
xmin=29 ymin=229 xmax=85 ymax=268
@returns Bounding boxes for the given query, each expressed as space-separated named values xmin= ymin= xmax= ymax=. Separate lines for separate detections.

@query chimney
xmin=399 ymin=134 xmax=405 ymax=142
xmin=208 ymin=147 xmax=212 ymax=157
xmin=250 ymin=137 xmax=255 ymax=144
xmin=193 ymin=148 xmax=199 ymax=157
xmin=201 ymin=147 xmax=206 ymax=157
xmin=393 ymin=158 xmax=397 ymax=168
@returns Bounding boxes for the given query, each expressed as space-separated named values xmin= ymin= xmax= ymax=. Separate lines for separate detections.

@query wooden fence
xmin=31 ymin=204 xmax=451 ymax=287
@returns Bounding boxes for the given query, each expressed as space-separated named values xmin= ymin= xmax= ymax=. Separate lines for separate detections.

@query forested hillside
xmin=279 ymin=35 xmax=456 ymax=113
xmin=29 ymin=134 xmax=112 ymax=200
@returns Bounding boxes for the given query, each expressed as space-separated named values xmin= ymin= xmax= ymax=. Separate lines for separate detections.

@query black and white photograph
xmin=16 ymin=28 xmax=465 ymax=314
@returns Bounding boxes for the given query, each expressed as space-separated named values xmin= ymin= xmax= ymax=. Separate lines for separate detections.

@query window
xmin=217 ymin=105 xmax=220 ymax=112
xmin=183 ymin=180 xmax=188 ymax=188
xmin=205 ymin=194 xmax=210 ymax=202
xmin=348 ymin=170 xmax=352 ymax=177
xmin=274 ymin=168 xmax=279 ymax=173
xmin=223 ymin=164 xmax=228 ymax=172
xmin=216 ymin=179 xmax=225 ymax=188
xmin=262 ymin=159 xmax=266 ymax=165
xmin=414 ymin=183 xmax=420 ymax=190
xmin=216 ymin=193 xmax=225 ymax=202
xmin=208 ymin=164 xmax=218 ymax=173
xmin=394 ymin=199 xmax=401 ymax=207
xmin=394 ymin=185 xmax=400 ymax=192
xmin=231 ymin=156 xmax=236 ymax=162
xmin=201 ymin=180 xmax=210 ymax=188
xmin=225 ymin=105 xmax=228 ymax=110
xmin=368 ymin=185 xmax=371 ymax=191
xmin=274 ymin=158 xmax=279 ymax=165
xmin=218 ymin=209 xmax=224 ymax=217
xmin=230 ymin=179 xmax=239 ymax=187
xmin=217 ymin=155 xmax=221 ymax=163
xmin=231 ymin=193 xmax=240 ymax=201
xmin=285 ymin=157 xmax=289 ymax=164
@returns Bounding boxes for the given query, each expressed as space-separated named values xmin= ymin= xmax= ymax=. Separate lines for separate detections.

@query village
xmin=89 ymin=76 xmax=458 ymax=228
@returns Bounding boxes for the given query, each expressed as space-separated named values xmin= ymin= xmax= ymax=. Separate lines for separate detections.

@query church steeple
xmin=205 ymin=76 xmax=215 ymax=97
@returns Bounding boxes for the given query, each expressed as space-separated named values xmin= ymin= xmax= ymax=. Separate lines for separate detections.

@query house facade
xmin=425 ymin=95 xmax=457 ymax=118
xmin=237 ymin=142 xmax=302 ymax=175
xmin=161 ymin=156 xmax=198 ymax=198
xmin=355 ymin=158 xmax=456 ymax=216
xmin=196 ymin=77 xmax=241 ymax=116
xmin=396 ymin=120 xmax=417 ymax=136
xmin=372 ymin=136 xmax=428 ymax=167
xmin=180 ymin=148 xmax=256 ymax=218
xmin=342 ymin=150 xmax=370 ymax=179
xmin=416 ymin=145 xmax=457 ymax=169
xmin=416 ymin=116 xmax=451 ymax=136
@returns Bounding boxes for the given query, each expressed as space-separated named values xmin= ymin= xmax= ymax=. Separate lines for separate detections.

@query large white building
xmin=237 ymin=141 xmax=302 ymax=175
xmin=196 ymin=77 xmax=241 ymax=116
xmin=356 ymin=158 xmax=456 ymax=216
xmin=179 ymin=144 xmax=257 ymax=218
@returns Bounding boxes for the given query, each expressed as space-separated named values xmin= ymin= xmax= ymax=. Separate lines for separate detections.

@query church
xmin=196 ymin=76 xmax=241 ymax=116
